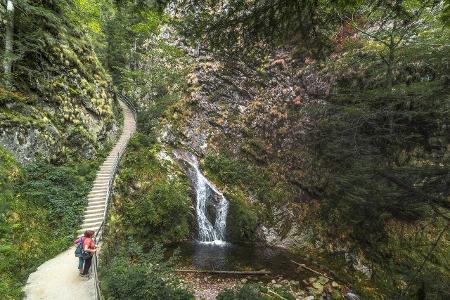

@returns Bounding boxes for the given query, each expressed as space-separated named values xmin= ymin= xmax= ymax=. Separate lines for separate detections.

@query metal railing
xmin=119 ymin=94 xmax=138 ymax=120
xmin=91 ymin=99 xmax=137 ymax=300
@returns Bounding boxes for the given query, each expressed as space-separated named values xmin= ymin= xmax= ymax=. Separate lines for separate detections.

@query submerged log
xmin=175 ymin=269 xmax=271 ymax=275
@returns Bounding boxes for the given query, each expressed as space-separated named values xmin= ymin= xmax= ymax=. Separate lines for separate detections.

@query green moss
xmin=217 ymin=283 xmax=296 ymax=300
xmin=225 ymin=188 xmax=258 ymax=242
xmin=202 ymin=153 xmax=295 ymax=223
xmin=0 ymin=88 xmax=31 ymax=106
xmin=0 ymin=108 xmax=47 ymax=128
xmin=109 ymin=141 xmax=193 ymax=245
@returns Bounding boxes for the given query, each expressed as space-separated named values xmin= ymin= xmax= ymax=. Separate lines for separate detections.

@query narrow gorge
xmin=1 ymin=0 xmax=449 ymax=300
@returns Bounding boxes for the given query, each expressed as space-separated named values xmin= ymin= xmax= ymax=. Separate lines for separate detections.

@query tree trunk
xmin=386 ymin=61 xmax=393 ymax=91
xmin=3 ymin=0 xmax=14 ymax=87
xmin=386 ymin=43 xmax=395 ymax=91
xmin=386 ymin=45 xmax=395 ymax=133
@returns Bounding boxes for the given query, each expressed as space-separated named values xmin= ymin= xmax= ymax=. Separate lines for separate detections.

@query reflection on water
xmin=193 ymin=242 xmax=229 ymax=270
xmin=169 ymin=241 xmax=308 ymax=279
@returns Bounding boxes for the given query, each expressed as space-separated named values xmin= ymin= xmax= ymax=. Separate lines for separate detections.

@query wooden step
xmin=93 ymin=183 xmax=109 ymax=188
xmin=82 ymin=219 xmax=103 ymax=227
xmin=89 ymin=190 xmax=107 ymax=195
xmin=88 ymin=195 xmax=105 ymax=200
xmin=87 ymin=200 xmax=105 ymax=206
xmin=84 ymin=215 xmax=103 ymax=223
xmin=77 ymin=100 xmax=136 ymax=234
xmin=87 ymin=203 xmax=105 ymax=210
xmin=85 ymin=208 xmax=105 ymax=215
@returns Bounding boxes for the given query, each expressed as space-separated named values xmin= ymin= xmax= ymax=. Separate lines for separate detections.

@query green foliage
xmin=203 ymin=154 xmax=252 ymax=186
xmin=0 ymin=146 xmax=99 ymax=299
xmin=109 ymin=137 xmax=193 ymax=245
xmin=0 ymin=88 xmax=30 ymax=106
xmin=0 ymin=0 xmax=119 ymax=162
xmin=19 ymin=160 xmax=97 ymax=235
xmin=302 ymin=47 xmax=450 ymax=299
xmin=179 ymin=0 xmax=338 ymax=58
xmin=203 ymin=153 xmax=295 ymax=228
xmin=100 ymin=242 xmax=194 ymax=300
xmin=0 ymin=146 xmax=21 ymax=234
xmin=69 ymin=0 xmax=112 ymax=34
xmin=339 ymin=0 xmax=448 ymax=88
xmin=217 ymin=283 xmax=295 ymax=300
xmin=121 ymin=175 xmax=192 ymax=243
xmin=443 ymin=0 xmax=450 ymax=25
xmin=226 ymin=190 xmax=258 ymax=243
xmin=130 ymin=10 xmax=168 ymax=34
xmin=102 ymin=0 xmax=170 ymax=83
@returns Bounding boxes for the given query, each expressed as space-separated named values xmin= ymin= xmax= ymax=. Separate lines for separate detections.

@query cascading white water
xmin=174 ymin=150 xmax=229 ymax=243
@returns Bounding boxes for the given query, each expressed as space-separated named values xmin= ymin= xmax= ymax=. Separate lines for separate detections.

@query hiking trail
xmin=24 ymin=100 xmax=136 ymax=300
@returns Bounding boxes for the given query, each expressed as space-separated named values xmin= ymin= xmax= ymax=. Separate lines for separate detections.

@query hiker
xmin=81 ymin=230 xmax=97 ymax=277
xmin=74 ymin=231 xmax=87 ymax=274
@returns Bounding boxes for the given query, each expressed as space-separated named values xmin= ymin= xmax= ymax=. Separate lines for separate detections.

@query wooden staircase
xmin=78 ymin=100 xmax=136 ymax=234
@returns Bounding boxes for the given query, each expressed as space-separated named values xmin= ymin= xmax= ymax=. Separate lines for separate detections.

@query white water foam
xmin=174 ymin=150 xmax=229 ymax=244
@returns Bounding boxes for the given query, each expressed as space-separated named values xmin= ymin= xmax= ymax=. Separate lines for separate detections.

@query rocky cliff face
xmin=0 ymin=24 xmax=119 ymax=163
xmin=167 ymin=43 xmax=330 ymax=244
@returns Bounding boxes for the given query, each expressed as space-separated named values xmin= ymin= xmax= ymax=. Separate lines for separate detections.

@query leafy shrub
xmin=108 ymin=135 xmax=193 ymax=245
xmin=203 ymin=153 xmax=299 ymax=241
xmin=225 ymin=191 xmax=258 ymax=242
xmin=217 ymin=283 xmax=295 ymax=300
xmin=122 ymin=180 xmax=192 ymax=243
xmin=100 ymin=243 xmax=194 ymax=300
xmin=203 ymin=154 xmax=252 ymax=186
xmin=0 ymin=146 xmax=99 ymax=299
xmin=0 ymin=147 xmax=21 ymax=217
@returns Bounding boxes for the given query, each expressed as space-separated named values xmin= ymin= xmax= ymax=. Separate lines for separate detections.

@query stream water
xmin=168 ymin=241 xmax=309 ymax=281
xmin=172 ymin=149 xmax=309 ymax=281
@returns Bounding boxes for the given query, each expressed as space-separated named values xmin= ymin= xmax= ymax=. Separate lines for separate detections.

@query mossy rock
xmin=225 ymin=189 xmax=258 ymax=243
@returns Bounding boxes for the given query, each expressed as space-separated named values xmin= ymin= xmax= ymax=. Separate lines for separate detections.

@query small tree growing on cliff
xmin=340 ymin=0 xmax=442 ymax=90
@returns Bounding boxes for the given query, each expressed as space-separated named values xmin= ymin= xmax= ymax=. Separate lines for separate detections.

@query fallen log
xmin=267 ymin=288 xmax=288 ymax=300
xmin=290 ymin=260 xmax=333 ymax=280
xmin=175 ymin=269 xmax=271 ymax=275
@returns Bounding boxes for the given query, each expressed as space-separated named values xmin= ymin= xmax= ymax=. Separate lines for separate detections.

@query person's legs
xmin=78 ymin=257 xmax=84 ymax=273
xmin=82 ymin=257 xmax=92 ymax=275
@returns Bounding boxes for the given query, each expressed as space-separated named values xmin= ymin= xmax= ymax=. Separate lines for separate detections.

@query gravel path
xmin=24 ymin=247 xmax=95 ymax=300
xmin=24 ymin=100 xmax=136 ymax=300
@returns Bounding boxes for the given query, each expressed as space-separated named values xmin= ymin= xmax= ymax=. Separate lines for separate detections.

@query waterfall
xmin=174 ymin=150 xmax=229 ymax=244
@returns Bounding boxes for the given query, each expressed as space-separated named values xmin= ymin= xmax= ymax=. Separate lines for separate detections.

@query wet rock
xmin=345 ymin=292 xmax=361 ymax=300
xmin=307 ymin=287 xmax=321 ymax=295
xmin=312 ymin=281 xmax=324 ymax=292
xmin=273 ymin=284 xmax=282 ymax=289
